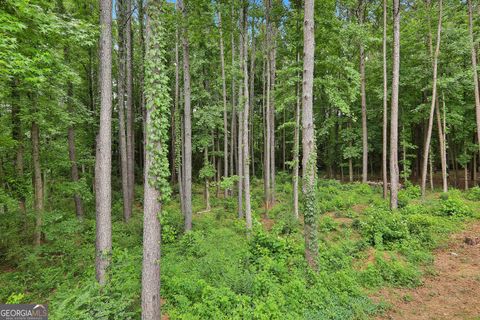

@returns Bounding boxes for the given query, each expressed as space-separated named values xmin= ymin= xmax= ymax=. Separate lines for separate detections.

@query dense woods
xmin=2 ymin=0 xmax=480 ymax=319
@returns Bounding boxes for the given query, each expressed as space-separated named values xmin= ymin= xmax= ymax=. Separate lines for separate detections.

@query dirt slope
xmin=376 ymin=221 xmax=480 ymax=320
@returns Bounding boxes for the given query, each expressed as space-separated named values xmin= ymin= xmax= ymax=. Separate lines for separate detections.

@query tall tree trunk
xmin=382 ymin=0 xmax=388 ymax=198
xmin=11 ymin=84 xmax=27 ymax=224
xmin=426 ymin=0 xmax=448 ymax=193
xmin=390 ymin=0 xmax=401 ymax=209
xmin=174 ymin=4 xmax=184 ymax=212
xmin=436 ymin=97 xmax=447 ymax=192
xmin=302 ymin=0 xmax=318 ymax=269
xmin=218 ymin=11 xmax=229 ymax=198
xmin=204 ymin=147 xmax=211 ymax=211
xmin=429 ymin=150 xmax=434 ymax=190
xmin=230 ymin=3 xmax=236 ymax=181
xmin=32 ymin=122 xmax=43 ymax=246
xmin=117 ymin=0 xmax=132 ymax=221
xmin=242 ymin=2 xmax=252 ymax=229
xmin=141 ymin=2 xmax=170 ymax=316
xmin=125 ymin=0 xmax=135 ymax=216
xmin=95 ymin=0 xmax=113 ymax=286
xmin=269 ymin=35 xmax=276 ymax=206
xmin=138 ymin=0 xmax=146 ymax=180
xmin=264 ymin=1 xmax=271 ymax=210
xmin=179 ymin=0 xmax=192 ymax=232
xmin=293 ymin=52 xmax=301 ymax=219
xmin=237 ymin=9 xmax=244 ymax=219
xmin=420 ymin=0 xmax=442 ymax=198
xmin=250 ymin=19 xmax=256 ymax=178
xmin=359 ymin=0 xmax=368 ymax=183
xmin=67 ymin=79 xmax=84 ymax=219
xmin=468 ymin=0 xmax=480 ymax=158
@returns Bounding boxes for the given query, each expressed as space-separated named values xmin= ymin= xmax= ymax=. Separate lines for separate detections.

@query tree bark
xmin=179 ymin=0 xmax=192 ymax=232
xmin=390 ymin=0 xmax=401 ymax=209
xmin=11 ymin=84 xmax=27 ymax=223
xmin=95 ymin=0 xmax=113 ymax=286
xmin=66 ymin=79 xmax=84 ymax=219
xmin=359 ymin=0 xmax=368 ymax=183
xmin=117 ymin=0 xmax=132 ymax=221
xmin=302 ymin=0 xmax=318 ymax=269
xmin=32 ymin=122 xmax=43 ymax=246
xmin=242 ymin=2 xmax=252 ymax=230
xmin=420 ymin=0 xmax=442 ymax=198
xmin=436 ymin=96 xmax=447 ymax=192
xmin=218 ymin=11 xmax=229 ymax=198
xmin=382 ymin=0 xmax=388 ymax=198
xmin=237 ymin=9 xmax=244 ymax=219
xmin=293 ymin=52 xmax=301 ymax=219
xmin=269 ymin=34 xmax=276 ymax=206
xmin=125 ymin=0 xmax=135 ymax=217
xmin=174 ymin=3 xmax=184 ymax=213
xmin=264 ymin=0 xmax=271 ymax=210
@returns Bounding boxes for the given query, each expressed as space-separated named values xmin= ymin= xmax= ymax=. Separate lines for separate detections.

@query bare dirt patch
xmin=375 ymin=221 xmax=480 ymax=320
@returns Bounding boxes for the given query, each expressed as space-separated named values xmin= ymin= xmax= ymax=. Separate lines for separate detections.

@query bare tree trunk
xmin=420 ymin=0 xmax=442 ymax=198
xmin=218 ymin=11 xmax=229 ymax=198
xmin=293 ymin=52 xmax=301 ymax=219
xmin=173 ymin=4 xmax=184 ymax=214
xmin=359 ymin=0 xmax=368 ymax=183
xmin=269 ymin=37 xmax=276 ymax=206
xmin=230 ymin=3 xmax=236 ymax=182
xmin=125 ymin=0 xmax=135 ymax=216
xmin=382 ymin=0 xmax=388 ymax=198
xmin=117 ymin=0 xmax=132 ymax=221
xmin=204 ymin=147 xmax=211 ymax=211
xmin=32 ymin=122 xmax=43 ymax=246
xmin=264 ymin=1 xmax=271 ymax=210
xmin=67 ymin=81 xmax=84 ymax=219
xmin=95 ymin=0 xmax=113 ymax=286
xmin=11 ymin=85 xmax=27 ymax=224
xmin=216 ymin=132 xmax=221 ymax=197
xmin=465 ymin=164 xmax=469 ymax=190
xmin=237 ymin=10 xmax=244 ymax=219
xmin=179 ymin=0 xmax=192 ymax=232
xmin=302 ymin=0 xmax=318 ymax=269
xmin=468 ymin=0 xmax=480 ymax=159
xmin=436 ymin=97 xmax=448 ymax=192
xmin=250 ymin=19 xmax=256 ymax=178
xmin=138 ymin=0 xmax=146 ymax=182
xmin=429 ymin=150 xmax=434 ymax=190
xmin=242 ymin=2 xmax=252 ymax=230
xmin=390 ymin=0 xmax=401 ymax=209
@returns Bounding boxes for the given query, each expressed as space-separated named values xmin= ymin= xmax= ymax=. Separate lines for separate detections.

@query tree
xmin=382 ymin=0 xmax=388 ymax=198
xmin=178 ymin=0 xmax=193 ymax=232
xmin=468 ymin=0 xmax=480 ymax=161
xmin=421 ymin=0 xmax=442 ymax=198
xmin=116 ymin=0 xmax=132 ymax=221
xmin=141 ymin=1 xmax=171 ymax=316
xmin=32 ymin=121 xmax=43 ymax=245
xmin=390 ymin=0 xmax=400 ymax=209
xmin=302 ymin=0 xmax=318 ymax=269
xmin=95 ymin=0 xmax=113 ymax=285
xmin=218 ymin=9 xmax=229 ymax=198
xmin=242 ymin=2 xmax=252 ymax=230
xmin=358 ymin=0 xmax=368 ymax=183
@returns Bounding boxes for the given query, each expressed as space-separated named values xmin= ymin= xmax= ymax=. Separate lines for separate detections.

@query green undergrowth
xmin=0 ymin=177 xmax=478 ymax=319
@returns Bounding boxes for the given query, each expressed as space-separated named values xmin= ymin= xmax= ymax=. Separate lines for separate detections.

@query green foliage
xmin=436 ymin=197 xmax=473 ymax=217
xmin=145 ymin=0 xmax=172 ymax=202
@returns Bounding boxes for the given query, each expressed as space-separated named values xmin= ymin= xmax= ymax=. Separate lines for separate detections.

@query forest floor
xmin=2 ymin=178 xmax=480 ymax=319
xmin=374 ymin=221 xmax=480 ymax=320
